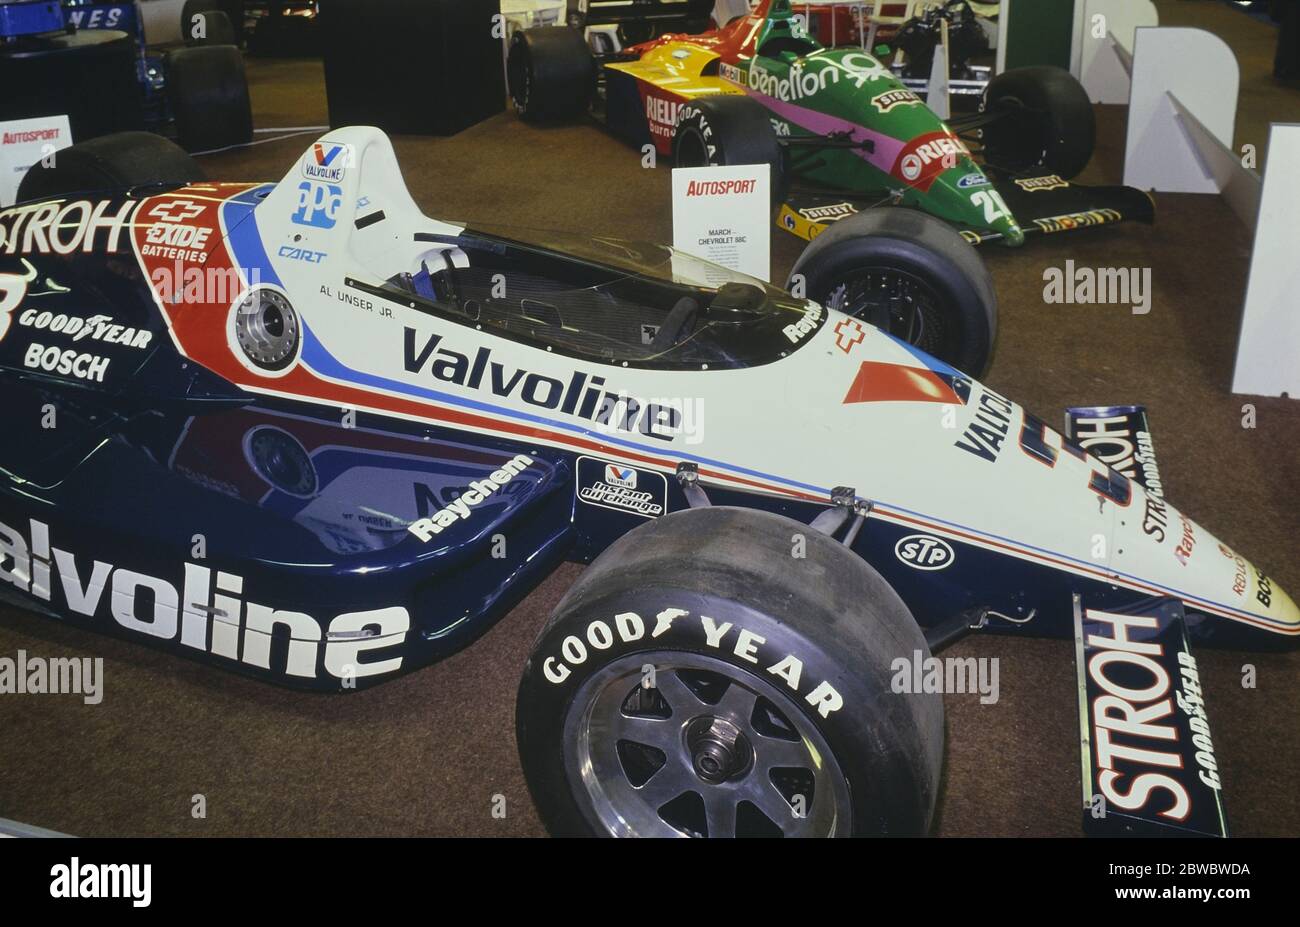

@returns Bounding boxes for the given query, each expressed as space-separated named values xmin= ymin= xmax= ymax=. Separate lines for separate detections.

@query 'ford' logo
xmin=895 ymin=534 xmax=956 ymax=571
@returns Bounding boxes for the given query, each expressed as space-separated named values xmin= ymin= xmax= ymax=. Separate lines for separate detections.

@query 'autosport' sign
xmin=671 ymin=164 xmax=770 ymax=283
xmin=0 ymin=116 xmax=71 ymax=207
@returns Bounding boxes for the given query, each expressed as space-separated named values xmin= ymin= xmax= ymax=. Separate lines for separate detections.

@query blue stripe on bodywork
xmin=220 ymin=185 xmax=282 ymax=289
xmin=882 ymin=331 xmax=966 ymax=382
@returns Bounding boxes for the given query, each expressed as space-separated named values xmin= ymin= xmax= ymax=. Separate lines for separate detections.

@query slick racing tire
xmin=517 ymin=507 xmax=944 ymax=837
xmin=789 ymin=207 xmax=997 ymax=377
xmin=16 ymin=131 xmax=205 ymax=202
xmin=167 ymin=44 xmax=254 ymax=152
xmin=508 ymin=27 xmax=595 ymax=122
xmin=672 ymin=94 xmax=787 ymax=206
xmin=980 ymin=66 xmax=1095 ymax=180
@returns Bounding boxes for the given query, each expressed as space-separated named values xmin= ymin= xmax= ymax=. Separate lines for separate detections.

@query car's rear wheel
xmin=16 ymin=131 xmax=204 ymax=202
xmin=789 ymin=207 xmax=997 ymax=376
xmin=507 ymin=27 xmax=595 ymax=122
xmin=517 ymin=506 xmax=944 ymax=837
xmin=672 ymin=94 xmax=787 ymax=205
xmin=980 ymin=66 xmax=1096 ymax=179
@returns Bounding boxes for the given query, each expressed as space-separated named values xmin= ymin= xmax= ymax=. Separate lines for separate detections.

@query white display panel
xmin=1232 ymin=124 xmax=1300 ymax=400
xmin=672 ymin=164 xmax=772 ymax=283
xmin=1076 ymin=0 xmax=1157 ymax=104
xmin=0 ymin=116 xmax=72 ymax=207
xmin=1123 ymin=27 xmax=1239 ymax=195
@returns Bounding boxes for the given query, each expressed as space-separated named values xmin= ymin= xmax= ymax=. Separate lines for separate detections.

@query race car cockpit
xmin=261 ymin=127 xmax=825 ymax=371
xmin=374 ymin=228 xmax=823 ymax=370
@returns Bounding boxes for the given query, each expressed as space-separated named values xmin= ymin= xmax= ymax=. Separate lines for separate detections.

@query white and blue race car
xmin=0 ymin=127 xmax=1293 ymax=837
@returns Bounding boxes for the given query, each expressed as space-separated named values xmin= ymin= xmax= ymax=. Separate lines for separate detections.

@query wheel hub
xmin=564 ymin=653 xmax=853 ymax=837
xmin=233 ymin=288 xmax=299 ymax=371
xmin=687 ymin=716 xmax=752 ymax=784
xmin=829 ymin=269 xmax=943 ymax=357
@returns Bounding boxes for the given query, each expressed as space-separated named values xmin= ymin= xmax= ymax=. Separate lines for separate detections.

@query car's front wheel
xmin=672 ymin=94 xmax=787 ymax=206
xmin=517 ymin=507 xmax=944 ymax=837
xmin=789 ymin=207 xmax=998 ymax=377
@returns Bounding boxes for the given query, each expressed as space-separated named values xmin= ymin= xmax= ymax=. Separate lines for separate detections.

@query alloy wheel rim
xmin=562 ymin=652 xmax=852 ymax=837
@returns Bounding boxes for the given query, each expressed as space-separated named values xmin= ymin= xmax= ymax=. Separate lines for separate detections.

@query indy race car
xmin=0 ymin=127 xmax=1290 ymax=837
xmin=507 ymin=0 xmax=1154 ymax=375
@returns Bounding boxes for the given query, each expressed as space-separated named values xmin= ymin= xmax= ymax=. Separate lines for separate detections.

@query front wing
xmin=1066 ymin=405 xmax=1227 ymax=837
xmin=777 ymin=174 xmax=1156 ymax=245
xmin=1073 ymin=594 xmax=1228 ymax=837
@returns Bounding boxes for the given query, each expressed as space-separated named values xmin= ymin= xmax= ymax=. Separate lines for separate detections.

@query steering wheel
xmin=650 ymin=297 xmax=701 ymax=353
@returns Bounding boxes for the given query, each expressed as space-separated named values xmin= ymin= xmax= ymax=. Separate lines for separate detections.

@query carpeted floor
xmin=0 ymin=5 xmax=1296 ymax=837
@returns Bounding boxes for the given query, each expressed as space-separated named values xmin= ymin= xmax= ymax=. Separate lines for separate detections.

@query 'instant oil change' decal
xmin=576 ymin=457 xmax=666 ymax=519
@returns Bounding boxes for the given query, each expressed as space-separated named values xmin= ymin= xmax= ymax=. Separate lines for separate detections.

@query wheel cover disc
xmin=827 ymin=267 xmax=951 ymax=358
xmin=562 ymin=652 xmax=853 ymax=837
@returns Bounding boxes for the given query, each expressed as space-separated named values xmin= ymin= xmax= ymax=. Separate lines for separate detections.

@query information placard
xmin=0 ymin=116 xmax=72 ymax=207
xmin=671 ymin=164 xmax=770 ymax=283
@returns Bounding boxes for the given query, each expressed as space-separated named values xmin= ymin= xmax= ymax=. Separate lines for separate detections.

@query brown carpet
xmin=1 ymin=7 xmax=1297 ymax=837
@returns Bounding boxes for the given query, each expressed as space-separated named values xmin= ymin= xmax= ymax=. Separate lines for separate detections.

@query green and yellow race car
xmin=508 ymin=0 xmax=1154 ymax=376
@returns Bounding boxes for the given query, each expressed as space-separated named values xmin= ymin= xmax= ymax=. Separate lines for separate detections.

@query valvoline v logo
xmin=604 ymin=464 xmax=637 ymax=489
xmin=302 ymin=143 xmax=350 ymax=183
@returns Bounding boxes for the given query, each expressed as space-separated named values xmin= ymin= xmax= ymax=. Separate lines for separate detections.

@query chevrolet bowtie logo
xmin=833 ymin=318 xmax=866 ymax=354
